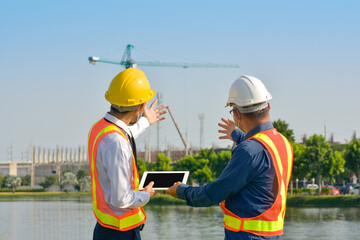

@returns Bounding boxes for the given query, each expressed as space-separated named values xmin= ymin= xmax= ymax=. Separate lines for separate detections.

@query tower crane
xmin=89 ymin=44 xmax=240 ymax=69
xmin=88 ymin=44 xmax=239 ymax=153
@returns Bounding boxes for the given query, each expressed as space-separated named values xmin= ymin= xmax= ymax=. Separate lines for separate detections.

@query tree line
xmin=139 ymin=119 xmax=360 ymax=192
xmin=1 ymin=119 xmax=359 ymax=194
xmin=0 ymin=169 xmax=91 ymax=193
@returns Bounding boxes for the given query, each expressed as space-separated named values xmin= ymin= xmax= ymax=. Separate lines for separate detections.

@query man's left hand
xmin=143 ymin=99 xmax=167 ymax=125
xmin=166 ymin=181 xmax=182 ymax=198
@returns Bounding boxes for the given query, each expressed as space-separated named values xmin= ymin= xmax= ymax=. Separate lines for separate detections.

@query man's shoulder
xmin=233 ymin=139 xmax=271 ymax=166
xmin=98 ymin=132 xmax=128 ymax=150
xmin=237 ymin=138 xmax=267 ymax=155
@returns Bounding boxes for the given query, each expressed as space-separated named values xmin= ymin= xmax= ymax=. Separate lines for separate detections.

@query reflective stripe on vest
xmin=88 ymin=118 xmax=146 ymax=231
xmin=221 ymin=129 xmax=293 ymax=237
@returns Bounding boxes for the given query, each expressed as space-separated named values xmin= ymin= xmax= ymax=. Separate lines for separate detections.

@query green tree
xmin=21 ymin=174 xmax=31 ymax=186
xmin=61 ymin=169 xmax=72 ymax=176
xmin=213 ymin=150 xmax=231 ymax=178
xmin=60 ymin=172 xmax=78 ymax=192
xmin=39 ymin=175 xmax=59 ymax=189
xmin=5 ymin=176 xmax=22 ymax=194
xmin=173 ymin=155 xmax=209 ymax=183
xmin=344 ymin=139 xmax=360 ymax=183
xmin=193 ymin=165 xmax=214 ymax=185
xmin=137 ymin=158 xmax=147 ymax=178
xmin=303 ymin=134 xmax=345 ymax=193
xmin=156 ymin=153 xmax=173 ymax=171
xmin=291 ymin=143 xmax=308 ymax=180
xmin=0 ymin=174 xmax=4 ymax=188
xmin=272 ymin=119 xmax=295 ymax=143
xmin=78 ymin=176 xmax=91 ymax=192
xmin=145 ymin=161 xmax=157 ymax=172
xmin=76 ymin=169 xmax=88 ymax=180
xmin=199 ymin=149 xmax=219 ymax=178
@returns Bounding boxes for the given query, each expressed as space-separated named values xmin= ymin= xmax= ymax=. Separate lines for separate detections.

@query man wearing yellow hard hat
xmin=88 ymin=68 xmax=167 ymax=240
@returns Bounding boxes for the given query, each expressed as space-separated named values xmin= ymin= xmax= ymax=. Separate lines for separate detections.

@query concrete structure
xmin=0 ymin=146 xmax=232 ymax=186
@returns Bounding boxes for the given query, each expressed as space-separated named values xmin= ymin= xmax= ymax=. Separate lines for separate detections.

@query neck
xmin=109 ymin=110 xmax=135 ymax=126
xmin=242 ymin=115 xmax=270 ymax=133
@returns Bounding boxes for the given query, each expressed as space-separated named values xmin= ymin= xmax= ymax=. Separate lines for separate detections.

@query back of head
xmin=105 ymin=68 xmax=155 ymax=109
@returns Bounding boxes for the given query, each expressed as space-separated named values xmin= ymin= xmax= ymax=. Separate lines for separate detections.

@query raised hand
xmin=218 ymin=117 xmax=236 ymax=141
xmin=143 ymin=99 xmax=167 ymax=125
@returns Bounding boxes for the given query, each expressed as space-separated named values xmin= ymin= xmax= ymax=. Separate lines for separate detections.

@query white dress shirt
xmin=96 ymin=113 xmax=150 ymax=216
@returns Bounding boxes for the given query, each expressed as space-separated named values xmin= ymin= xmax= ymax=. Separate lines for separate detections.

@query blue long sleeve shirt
xmin=176 ymin=122 xmax=280 ymax=240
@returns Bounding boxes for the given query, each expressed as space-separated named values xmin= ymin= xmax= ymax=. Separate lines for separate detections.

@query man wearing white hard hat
xmin=167 ymin=75 xmax=293 ymax=240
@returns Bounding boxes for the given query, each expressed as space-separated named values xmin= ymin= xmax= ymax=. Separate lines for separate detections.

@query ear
xmin=138 ymin=103 xmax=146 ymax=112
xmin=234 ymin=108 xmax=240 ymax=119
xmin=267 ymin=103 xmax=271 ymax=111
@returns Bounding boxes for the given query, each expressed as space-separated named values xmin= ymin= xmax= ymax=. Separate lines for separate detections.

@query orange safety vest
xmin=220 ymin=128 xmax=293 ymax=237
xmin=88 ymin=118 xmax=146 ymax=231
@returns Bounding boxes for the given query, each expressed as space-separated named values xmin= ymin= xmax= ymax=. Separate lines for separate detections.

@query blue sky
xmin=1 ymin=1 xmax=360 ymax=162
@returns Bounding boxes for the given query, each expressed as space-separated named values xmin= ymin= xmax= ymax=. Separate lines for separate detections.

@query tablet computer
xmin=139 ymin=171 xmax=189 ymax=190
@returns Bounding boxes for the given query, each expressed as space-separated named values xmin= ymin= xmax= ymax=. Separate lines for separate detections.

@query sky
xmin=1 ymin=0 xmax=360 ymax=162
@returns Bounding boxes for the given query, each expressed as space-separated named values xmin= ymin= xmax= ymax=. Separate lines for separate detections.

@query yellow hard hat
xmin=105 ymin=68 xmax=155 ymax=107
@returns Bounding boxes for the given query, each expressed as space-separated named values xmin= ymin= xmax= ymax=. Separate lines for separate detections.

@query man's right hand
xmin=141 ymin=181 xmax=155 ymax=198
xmin=218 ymin=117 xmax=236 ymax=141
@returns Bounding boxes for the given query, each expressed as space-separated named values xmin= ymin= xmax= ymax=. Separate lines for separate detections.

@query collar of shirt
xmin=104 ymin=112 xmax=132 ymax=137
xmin=244 ymin=121 xmax=274 ymax=140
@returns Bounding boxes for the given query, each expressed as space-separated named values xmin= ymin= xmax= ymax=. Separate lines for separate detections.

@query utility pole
xmin=156 ymin=92 xmax=163 ymax=151
xmin=7 ymin=145 xmax=13 ymax=162
xmin=166 ymin=106 xmax=188 ymax=155
xmin=199 ymin=114 xmax=204 ymax=149
xmin=30 ymin=141 xmax=35 ymax=188
xmin=352 ymin=131 xmax=357 ymax=141
xmin=185 ymin=129 xmax=189 ymax=156
xmin=147 ymin=132 xmax=152 ymax=162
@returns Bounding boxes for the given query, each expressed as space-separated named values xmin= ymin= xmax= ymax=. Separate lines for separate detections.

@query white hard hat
xmin=226 ymin=75 xmax=272 ymax=111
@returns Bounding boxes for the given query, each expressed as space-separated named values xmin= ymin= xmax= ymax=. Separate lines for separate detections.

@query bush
xmin=321 ymin=187 xmax=332 ymax=195
xmin=60 ymin=172 xmax=78 ymax=192
xmin=290 ymin=188 xmax=317 ymax=196
xmin=0 ymin=188 xmax=45 ymax=192
xmin=0 ymin=175 xmax=4 ymax=188
xmin=39 ymin=175 xmax=59 ymax=189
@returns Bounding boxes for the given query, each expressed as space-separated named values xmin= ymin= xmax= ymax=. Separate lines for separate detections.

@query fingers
xmin=156 ymin=109 xmax=167 ymax=117
xmin=146 ymin=181 xmax=154 ymax=188
xmin=155 ymin=104 xmax=167 ymax=112
xmin=219 ymin=136 xmax=229 ymax=139
xmin=218 ymin=130 xmax=227 ymax=134
xmin=149 ymin=99 xmax=158 ymax=110
xmin=221 ymin=117 xmax=229 ymax=124
xmin=218 ymin=123 xmax=228 ymax=129
xmin=157 ymin=116 xmax=166 ymax=122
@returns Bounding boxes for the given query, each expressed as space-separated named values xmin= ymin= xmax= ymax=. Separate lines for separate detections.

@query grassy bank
xmin=1 ymin=192 xmax=359 ymax=207
xmin=0 ymin=192 xmax=91 ymax=199
xmin=286 ymin=195 xmax=360 ymax=208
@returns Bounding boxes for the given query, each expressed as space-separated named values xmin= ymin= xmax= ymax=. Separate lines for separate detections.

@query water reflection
xmin=0 ymin=198 xmax=359 ymax=240
xmin=142 ymin=205 xmax=224 ymax=240
xmin=285 ymin=207 xmax=360 ymax=222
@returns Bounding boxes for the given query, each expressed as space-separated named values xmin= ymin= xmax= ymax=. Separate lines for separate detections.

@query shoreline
xmin=0 ymin=192 xmax=359 ymax=207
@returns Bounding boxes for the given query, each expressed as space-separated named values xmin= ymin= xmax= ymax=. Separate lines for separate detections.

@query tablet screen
xmin=139 ymin=171 xmax=189 ymax=190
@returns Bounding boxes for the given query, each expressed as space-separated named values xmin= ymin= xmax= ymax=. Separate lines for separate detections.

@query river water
xmin=0 ymin=198 xmax=359 ymax=240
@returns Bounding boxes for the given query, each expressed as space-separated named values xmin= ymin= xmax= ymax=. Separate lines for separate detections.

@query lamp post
xmin=296 ymin=178 xmax=299 ymax=189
